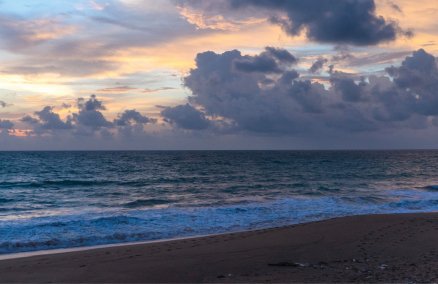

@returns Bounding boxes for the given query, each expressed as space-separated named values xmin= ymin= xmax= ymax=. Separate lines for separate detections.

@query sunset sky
xmin=1 ymin=0 xmax=438 ymax=150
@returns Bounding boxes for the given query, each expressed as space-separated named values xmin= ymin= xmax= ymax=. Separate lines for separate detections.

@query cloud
xmin=0 ymin=1 xmax=205 ymax=78
xmin=161 ymin=104 xmax=210 ymax=130
xmin=143 ymin=87 xmax=175 ymax=93
xmin=164 ymin=48 xmax=438 ymax=136
xmin=97 ymin=86 xmax=137 ymax=93
xmin=0 ymin=119 xmax=14 ymax=129
xmin=234 ymin=46 xmax=297 ymax=73
xmin=74 ymin=95 xmax=112 ymax=129
xmin=114 ymin=109 xmax=156 ymax=126
xmin=346 ymin=51 xmax=413 ymax=67
xmin=0 ymin=14 xmax=75 ymax=51
xmin=178 ymin=0 xmax=411 ymax=45
xmin=21 ymin=94 xmax=155 ymax=137
xmin=114 ymin=109 xmax=157 ymax=136
xmin=309 ymin=57 xmax=328 ymax=74
xmin=385 ymin=49 xmax=438 ymax=116
xmin=387 ymin=1 xmax=402 ymax=13
xmin=18 ymin=48 xmax=438 ymax=142
xmin=96 ymin=86 xmax=175 ymax=94
xmin=0 ymin=101 xmax=7 ymax=108
xmin=330 ymin=74 xmax=367 ymax=103
xmin=176 ymin=0 xmax=264 ymax=31
xmin=4 ymin=60 xmax=117 ymax=77
xmin=21 ymin=106 xmax=73 ymax=131
xmin=180 ymin=48 xmax=329 ymax=133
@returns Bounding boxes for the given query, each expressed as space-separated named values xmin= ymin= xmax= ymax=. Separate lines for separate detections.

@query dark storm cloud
xmin=114 ymin=109 xmax=156 ymax=126
xmin=113 ymin=109 xmax=156 ymax=137
xmin=180 ymin=48 xmax=329 ymax=133
xmin=387 ymin=49 xmax=437 ymax=89
xmin=74 ymin=95 xmax=113 ymax=130
xmin=330 ymin=73 xmax=367 ymax=103
xmin=309 ymin=58 xmax=328 ymax=74
xmin=161 ymin=104 xmax=210 ymax=130
xmin=234 ymin=47 xmax=297 ymax=73
xmin=234 ymin=53 xmax=281 ymax=73
xmin=21 ymin=115 xmax=39 ymax=124
xmin=164 ymin=48 xmax=438 ymax=135
xmin=0 ymin=119 xmax=14 ymax=129
xmin=21 ymin=106 xmax=73 ymax=133
xmin=385 ymin=49 xmax=438 ymax=116
xmin=264 ymin=47 xmax=298 ymax=64
xmin=21 ymin=95 xmax=155 ymax=136
xmin=178 ymin=0 xmax=411 ymax=45
xmin=20 ymin=112 xmax=69 ymax=134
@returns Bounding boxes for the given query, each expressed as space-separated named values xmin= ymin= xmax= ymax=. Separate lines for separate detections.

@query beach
xmin=1 ymin=213 xmax=437 ymax=283
xmin=2 ymin=0 xmax=438 ymax=282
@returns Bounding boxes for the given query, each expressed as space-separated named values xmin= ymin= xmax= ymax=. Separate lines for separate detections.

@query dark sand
xmin=1 ymin=213 xmax=438 ymax=283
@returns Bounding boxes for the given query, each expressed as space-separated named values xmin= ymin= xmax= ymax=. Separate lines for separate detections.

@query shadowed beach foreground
xmin=1 ymin=213 xmax=438 ymax=283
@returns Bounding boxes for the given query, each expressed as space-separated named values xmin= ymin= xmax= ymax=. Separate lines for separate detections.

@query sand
xmin=1 ymin=213 xmax=438 ymax=283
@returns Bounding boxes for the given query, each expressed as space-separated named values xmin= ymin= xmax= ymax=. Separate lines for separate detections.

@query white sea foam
xmin=1 ymin=188 xmax=437 ymax=255
xmin=1 ymin=150 xmax=438 ymax=255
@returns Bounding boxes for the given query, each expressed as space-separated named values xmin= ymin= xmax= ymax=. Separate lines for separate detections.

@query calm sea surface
xmin=1 ymin=151 xmax=438 ymax=254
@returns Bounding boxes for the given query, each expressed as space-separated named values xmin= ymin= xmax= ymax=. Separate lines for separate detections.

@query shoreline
xmin=1 ymin=212 xmax=438 ymax=282
xmin=0 ymin=228 xmax=265 ymax=261
xmin=0 ymin=211 xmax=427 ymax=261
xmin=0 ymin=214 xmax=334 ymax=261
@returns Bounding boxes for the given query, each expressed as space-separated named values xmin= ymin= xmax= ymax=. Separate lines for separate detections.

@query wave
xmin=123 ymin=199 xmax=171 ymax=208
xmin=1 ymin=187 xmax=438 ymax=255
xmin=421 ymin=185 xmax=438 ymax=191
xmin=0 ymin=180 xmax=113 ymax=189
xmin=0 ymin=176 xmax=232 ymax=190
xmin=0 ymin=198 xmax=14 ymax=204
xmin=0 ymin=178 xmax=199 ymax=189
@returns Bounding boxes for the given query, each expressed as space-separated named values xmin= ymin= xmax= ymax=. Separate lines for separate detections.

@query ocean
xmin=1 ymin=150 xmax=438 ymax=255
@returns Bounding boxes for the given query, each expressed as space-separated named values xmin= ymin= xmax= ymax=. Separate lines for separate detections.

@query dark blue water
xmin=1 ymin=151 xmax=438 ymax=254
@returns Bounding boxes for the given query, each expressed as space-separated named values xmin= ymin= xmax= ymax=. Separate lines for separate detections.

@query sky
xmin=0 ymin=0 xmax=438 ymax=150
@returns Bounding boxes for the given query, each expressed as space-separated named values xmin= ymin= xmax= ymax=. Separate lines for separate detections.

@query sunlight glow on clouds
xmin=0 ymin=0 xmax=438 ymax=149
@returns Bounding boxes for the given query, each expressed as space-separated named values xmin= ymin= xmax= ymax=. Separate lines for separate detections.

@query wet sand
xmin=1 ymin=213 xmax=438 ymax=283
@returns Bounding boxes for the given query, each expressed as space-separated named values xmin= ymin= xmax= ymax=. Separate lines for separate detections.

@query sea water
xmin=1 ymin=150 xmax=438 ymax=254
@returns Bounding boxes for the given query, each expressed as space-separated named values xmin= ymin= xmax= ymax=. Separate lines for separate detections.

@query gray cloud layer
xmin=162 ymin=104 xmax=210 ymax=130
xmin=0 ymin=1 xmax=205 ymax=77
xmin=21 ymin=95 xmax=154 ymax=137
xmin=309 ymin=58 xmax=328 ymax=74
xmin=178 ymin=0 xmax=411 ymax=45
xmin=0 ymin=119 xmax=14 ymax=130
xmin=162 ymin=48 xmax=438 ymax=137
xmin=7 ymin=47 xmax=438 ymax=149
